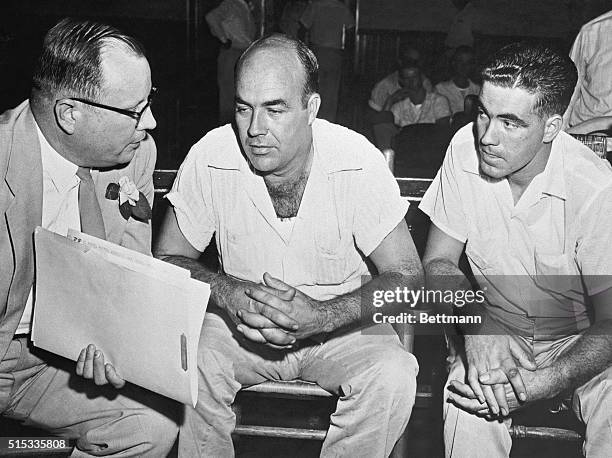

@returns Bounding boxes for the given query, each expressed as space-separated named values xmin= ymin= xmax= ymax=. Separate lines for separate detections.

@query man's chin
xmin=479 ymin=159 xmax=507 ymax=179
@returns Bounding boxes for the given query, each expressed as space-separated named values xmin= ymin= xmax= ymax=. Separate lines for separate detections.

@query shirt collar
xmin=36 ymin=121 xmax=79 ymax=193
xmin=536 ymin=132 xmax=567 ymax=200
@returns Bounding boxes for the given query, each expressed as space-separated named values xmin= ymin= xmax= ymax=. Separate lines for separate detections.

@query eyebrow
xmin=262 ymin=99 xmax=289 ymax=108
xmin=234 ymin=97 xmax=289 ymax=109
xmin=478 ymin=102 xmax=529 ymax=127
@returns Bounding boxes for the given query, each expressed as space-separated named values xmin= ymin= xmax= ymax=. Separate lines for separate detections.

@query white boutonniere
xmin=105 ymin=176 xmax=152 ymax=222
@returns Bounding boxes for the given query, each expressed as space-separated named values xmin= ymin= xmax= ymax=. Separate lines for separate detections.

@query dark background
xmin=1 ymin=0 xmax=610 ymax=170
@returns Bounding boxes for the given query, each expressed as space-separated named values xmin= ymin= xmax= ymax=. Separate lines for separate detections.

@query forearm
xmin=319 ymin=269 xmax=424 ymax=333
xmin=157 ymin=254 xmax=240 ymax=313
xmin=540 ymin=320 xmax=612 ymax=398
xmin=424 ymin=257 xmax=488 ymax=335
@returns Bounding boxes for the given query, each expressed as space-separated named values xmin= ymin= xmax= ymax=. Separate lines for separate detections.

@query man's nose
xmin=479 ymin=120 xmax=498 ymax=146
xmin=138 ymin=106 xmax=157 ymax=131
xmin=248 ymin=110 xmax=267 ymax=137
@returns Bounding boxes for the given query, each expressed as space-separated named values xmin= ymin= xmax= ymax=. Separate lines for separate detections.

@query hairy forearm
xmin=319 ymin=269 xmax=424 ymax=334
xmin=157 ymin=254 xmax=239 ymax=313
xmin=542 ymin=320 xmax=612 ymax=398
xmin=424 ymin=257 xmax=489 ymax=336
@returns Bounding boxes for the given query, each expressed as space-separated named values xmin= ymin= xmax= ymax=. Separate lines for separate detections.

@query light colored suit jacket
xmin=0 ymin=101 xmax=156 ymax=361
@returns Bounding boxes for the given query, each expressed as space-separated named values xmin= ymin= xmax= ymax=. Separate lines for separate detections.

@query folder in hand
xmin=32 ymin=227 xmax=209 ymax=406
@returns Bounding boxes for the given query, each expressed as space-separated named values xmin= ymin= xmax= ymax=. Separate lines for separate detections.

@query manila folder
xmin=32 ymin=227 xmax=209 ymax=406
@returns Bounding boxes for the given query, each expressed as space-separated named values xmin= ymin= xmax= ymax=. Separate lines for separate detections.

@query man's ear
xmin=543 ymin=113 xmax=563 ymax=143
xmin=306 ymin=93 xmax=320 ymax=125
xmin=54 ymin=99 xmax=80 ymax=135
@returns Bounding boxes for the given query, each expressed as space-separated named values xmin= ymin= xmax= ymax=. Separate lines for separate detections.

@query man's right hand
xmin=383 ymin=88 xmax=411 ymax=111
xmin=464 ymin=329 xmax=536 ymax=416
xmin=226 ymin=278 xmax=299 ymax=349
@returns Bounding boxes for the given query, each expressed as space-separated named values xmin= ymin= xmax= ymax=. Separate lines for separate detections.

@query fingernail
xmin=519 ymin=392 xmax=526 ymax=401
xmin=245 ymin=289 xmax=251 ymax=294
xmin=94 ymin=351 xmax=101 ymax=358
xmin=237 ymin=310 xmax=242 ymax=317
xmin=292 ymin=324 xmax=298 ymax=330
xmin=501 ymin=408 xmax=507 ymax=416
xmin=480 ymin=373 xmax=489 ymax=381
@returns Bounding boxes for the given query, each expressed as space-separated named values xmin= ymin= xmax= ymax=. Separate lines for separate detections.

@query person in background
xmin=0 ymin=18 xmax=178 ymax=456
xmin=368 ymin=45 xmax=434 ymax=114
xmin=563 ymin=9 xmax=612 ymax=130
xmin=435 ymin=46 xmax=480 ymax=117
xmin=279 ymin=0 xmax=308 ymax=39
xmin=299 ymin=0 xmax=355 ymax=122
xmin=206 ymin=0 xmax=257 ymax=124
xmin=371 ymin=58 xmax=451 ymax=150
xmin=445 ymin=0 xmax=481 ymax=50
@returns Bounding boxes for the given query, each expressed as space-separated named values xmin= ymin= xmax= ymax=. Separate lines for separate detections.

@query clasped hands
xmin=447 ymin=324 xmax=539 ymax=419
xmin=230 ymin=272 xmax=325 ymax=349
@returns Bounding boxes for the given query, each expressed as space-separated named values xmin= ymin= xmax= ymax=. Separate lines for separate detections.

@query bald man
xmin=155 ymin=34 xmax=422 ymax=457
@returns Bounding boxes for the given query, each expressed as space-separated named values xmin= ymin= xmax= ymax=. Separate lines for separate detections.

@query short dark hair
xmin=480 ymin=42 xmax=577 ymax=117
xmin=236 ymin=34 xmax=319 ymax=107
xmin=32 ymin=18 xmax=146 ymax=100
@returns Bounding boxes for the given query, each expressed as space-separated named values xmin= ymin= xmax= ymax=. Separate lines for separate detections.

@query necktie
xmin=76 ymin=167 xmax=106 ymax=240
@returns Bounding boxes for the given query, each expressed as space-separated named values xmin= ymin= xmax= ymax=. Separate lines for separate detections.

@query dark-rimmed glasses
xmin=70 ymin=87 xmax=156 ymax=124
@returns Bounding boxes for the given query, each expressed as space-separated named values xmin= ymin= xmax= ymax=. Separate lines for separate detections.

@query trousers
xmin=0 ymin=337 xmax=179 ymax=457
xmin=179 ymin=313 xmax=419 ymax=457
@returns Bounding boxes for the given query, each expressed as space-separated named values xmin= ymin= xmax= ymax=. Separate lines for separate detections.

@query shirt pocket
xmin=313 ymin=225 xmax=349 ymax=286
xmin=533 ymin=251 xmax=577 ymax=294
xmin=222 ymin=229 xmax=256 ymax=280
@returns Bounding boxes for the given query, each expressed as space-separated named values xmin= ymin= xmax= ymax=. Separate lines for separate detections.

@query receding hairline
xmin=238 ymin=39 xmax=302 ymax=76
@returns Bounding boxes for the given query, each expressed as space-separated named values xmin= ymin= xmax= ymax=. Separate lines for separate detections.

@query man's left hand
xmin=76 ymin=344 xmax=125 ymax=389
xmin=448 ymin=366 xmax=555 ymax=417
xmin=241 ymin=272 xmax=326 ymax=341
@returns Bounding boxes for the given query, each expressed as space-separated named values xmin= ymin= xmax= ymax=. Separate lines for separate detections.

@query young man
xmin=421 ymin=42 xmax=612 ymax=457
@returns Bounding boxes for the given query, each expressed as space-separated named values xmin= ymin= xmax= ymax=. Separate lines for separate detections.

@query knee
xmin=370 ymin=349 xmax=419 ymax=406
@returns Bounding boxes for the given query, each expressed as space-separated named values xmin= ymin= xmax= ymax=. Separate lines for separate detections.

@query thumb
xmin=263 ymin=273 xmax=295 ymax=300
xmin=509 ymin=339 xmax=536 ymax=370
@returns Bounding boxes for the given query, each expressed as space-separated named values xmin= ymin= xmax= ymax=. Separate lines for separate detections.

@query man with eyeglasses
xmin=0 ymin=18 xmax=178 ymax=456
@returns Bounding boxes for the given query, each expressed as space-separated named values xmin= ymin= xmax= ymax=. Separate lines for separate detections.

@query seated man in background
xmin=155 ymin=34 xmax=422 ymax=457
xmin=421 ymin=42 xmax=612 ymax=457
xmin=369 ymin=45 xmax=434 ymax=114
xmin=435 ymin=46 xmax=480 ymax=128
xmin=371 ymin=57 xmax=451 ymax=150
xmin=0 ymin=18 xmax=178 ymax=455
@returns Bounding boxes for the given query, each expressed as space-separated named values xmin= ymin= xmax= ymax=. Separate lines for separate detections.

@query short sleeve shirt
xmin=419 ymin=124 xmax=612 ymax=338
xmin=390 ymin=92 xmax=451 ymax=127
xmin=369 ymin=72 xmax=434 ymax=112
xmin=434 ymin=80 xmax=481 ymax=115
xmin=167 ymin=119 xmax=408 ymax=302
xmin=564 ymin=10 xmax=612 ymax=127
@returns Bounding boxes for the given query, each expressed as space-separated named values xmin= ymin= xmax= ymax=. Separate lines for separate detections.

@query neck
xmin=507 ymin=143 xmax=552 ymax=204
xmin=264 ymin=144 xmax=314 ymax=219
xmin=30 ymin=100 xmax=80 ymax=166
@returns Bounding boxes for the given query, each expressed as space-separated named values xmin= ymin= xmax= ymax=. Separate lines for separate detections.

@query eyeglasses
xmin=71 ymin=87 xmax=157 ymax=124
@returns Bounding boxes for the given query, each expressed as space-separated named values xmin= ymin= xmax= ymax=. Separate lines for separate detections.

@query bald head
xmin=236 ymin=34 xmax=319 ymax=107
